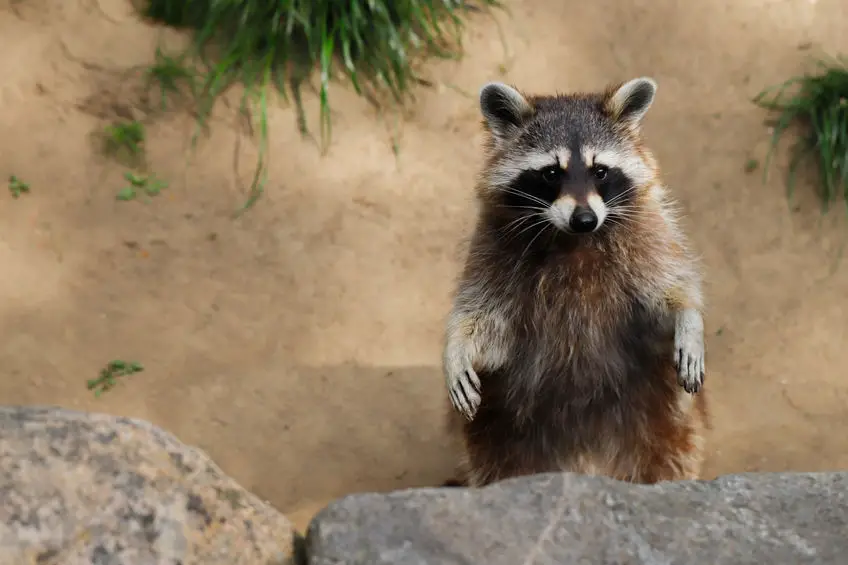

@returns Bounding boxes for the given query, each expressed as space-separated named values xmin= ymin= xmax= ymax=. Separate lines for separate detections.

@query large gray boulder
xmin=0 ymin=406 xmax=297 ymax=565
xmin=306 ymin=471 xmax=848 ymax=564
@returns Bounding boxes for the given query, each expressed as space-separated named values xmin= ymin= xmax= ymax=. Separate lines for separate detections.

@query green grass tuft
xmin=753 ymin=55 xmax=848 ymax=214
xmin=102 ymin=120 xmax=147 ymax=169
xmin=141 ymin=0 xmax=502 ymax=213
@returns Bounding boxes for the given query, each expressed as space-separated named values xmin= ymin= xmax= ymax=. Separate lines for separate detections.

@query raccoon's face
xmin=478 ymin=78 xmax=658 ymax=235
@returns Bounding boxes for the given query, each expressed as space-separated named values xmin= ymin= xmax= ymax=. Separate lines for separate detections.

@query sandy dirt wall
xmin=1 ymin=0 xmax=847 ymax=532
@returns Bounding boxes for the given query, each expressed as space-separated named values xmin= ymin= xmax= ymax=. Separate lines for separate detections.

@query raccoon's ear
xmin=605 ymin=77 xmax=657 ymax=126
xmin=479 ymin=82 xmax=534 ymax=139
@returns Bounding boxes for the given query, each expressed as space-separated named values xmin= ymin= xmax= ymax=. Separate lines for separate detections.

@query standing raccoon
xmin=442 ymin=77 xmax=708 ymax=488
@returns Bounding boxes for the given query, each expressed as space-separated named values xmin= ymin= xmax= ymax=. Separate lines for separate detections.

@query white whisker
xmin=496 ymin=204 xmax=550 ymax=213
xmin=500 ymin=214 xmax=541 ymax=238
xmin=495 ymin=186 xmax=551 ymax=208
xmin=497 ymin=213 xmax=550 ymax=245
xmin=513 ymin=217 xmax=552 ymax=240
xmin=500 ymin=215 xmax=532 ymax=233
xmin=605 ymin=185 xmax=640 ymax=207
xmin=519 ymin=222 xmax=552 ymax=263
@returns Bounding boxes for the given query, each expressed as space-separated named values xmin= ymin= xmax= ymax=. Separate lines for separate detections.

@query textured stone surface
xmin=0 ymin=406 xmax=296 ymax=565
xmin=307 ymin=471 xmax=848 ymax=564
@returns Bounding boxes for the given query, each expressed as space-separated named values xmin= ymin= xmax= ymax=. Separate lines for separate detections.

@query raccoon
xmin=442 ymin=77 xmax=708 ymax=487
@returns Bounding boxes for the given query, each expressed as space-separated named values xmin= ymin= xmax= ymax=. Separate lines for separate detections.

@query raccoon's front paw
xmin=674 ymin=309 xmax=705 ymax=394
xmin=444 ymin=350 xmax=481 ymax=420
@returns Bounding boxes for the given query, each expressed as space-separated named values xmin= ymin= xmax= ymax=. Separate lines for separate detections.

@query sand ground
xmin=1 ymin=0 xmax=847 ymax=533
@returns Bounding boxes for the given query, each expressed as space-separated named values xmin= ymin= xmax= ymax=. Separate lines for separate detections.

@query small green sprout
xmin=87 ymin=360 xmax=144 ymax=397
xmin=8 ymin=175 xmax=30 ymax=198
xmin=116 ymin=171 xmax=168 ymax=201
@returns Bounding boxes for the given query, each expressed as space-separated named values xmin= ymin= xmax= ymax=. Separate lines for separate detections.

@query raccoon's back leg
xmin=443 ymin=409 xmax=542 ymax=488
xmin=451 ymin=396 xmax=564 ymax=487
xmin=622 ymin=382 xmax=709 ymax=483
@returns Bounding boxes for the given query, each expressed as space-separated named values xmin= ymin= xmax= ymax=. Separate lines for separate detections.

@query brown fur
xmin=443 ymin=81 xmax=708 ymax=488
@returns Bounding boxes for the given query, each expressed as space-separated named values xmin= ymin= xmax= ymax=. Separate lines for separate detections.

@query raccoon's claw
xmin=446 ymin=356 xmax=481 ymax=420
xmin=674 ymin=309 xmax=705 ymax=394
xmin=675 ymin=347 xmax=704 ymax=393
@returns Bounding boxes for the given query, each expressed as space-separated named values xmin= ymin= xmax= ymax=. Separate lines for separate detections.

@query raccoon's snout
xmin=570 ymin=207 xmax=598 ymax=233
xmin=548 ymin=192 xmax=607 ymax=233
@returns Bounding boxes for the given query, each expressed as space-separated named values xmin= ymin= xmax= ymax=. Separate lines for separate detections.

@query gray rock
xmin=306 ymin=471 xmax=848 ymax=564
xmin=0 ymin=406 xmax=296 ymax=565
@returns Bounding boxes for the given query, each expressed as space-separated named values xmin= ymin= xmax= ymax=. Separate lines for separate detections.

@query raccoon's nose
xmin=570 ymin=207 xmax=598 ymax=233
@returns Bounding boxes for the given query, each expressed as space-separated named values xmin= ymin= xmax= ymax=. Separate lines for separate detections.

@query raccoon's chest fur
xmin=490 ymin=242 xmax=675 ymax=415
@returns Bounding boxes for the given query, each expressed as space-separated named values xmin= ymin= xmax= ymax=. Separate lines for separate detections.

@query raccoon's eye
xmin=540 ymin=166 xmax=561 ymax=184
xmin=592 ymin=165 xmax=609 ymax=181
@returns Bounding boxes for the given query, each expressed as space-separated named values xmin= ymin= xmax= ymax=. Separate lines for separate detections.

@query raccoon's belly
xmin=467 ymin=362 xmax=677 ymax=477
xmin=468 ymin=305 xmax=676 ymax=462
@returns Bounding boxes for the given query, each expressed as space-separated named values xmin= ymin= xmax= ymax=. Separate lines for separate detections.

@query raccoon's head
xmin=477 ymin=77 xmax=659 ymax=236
